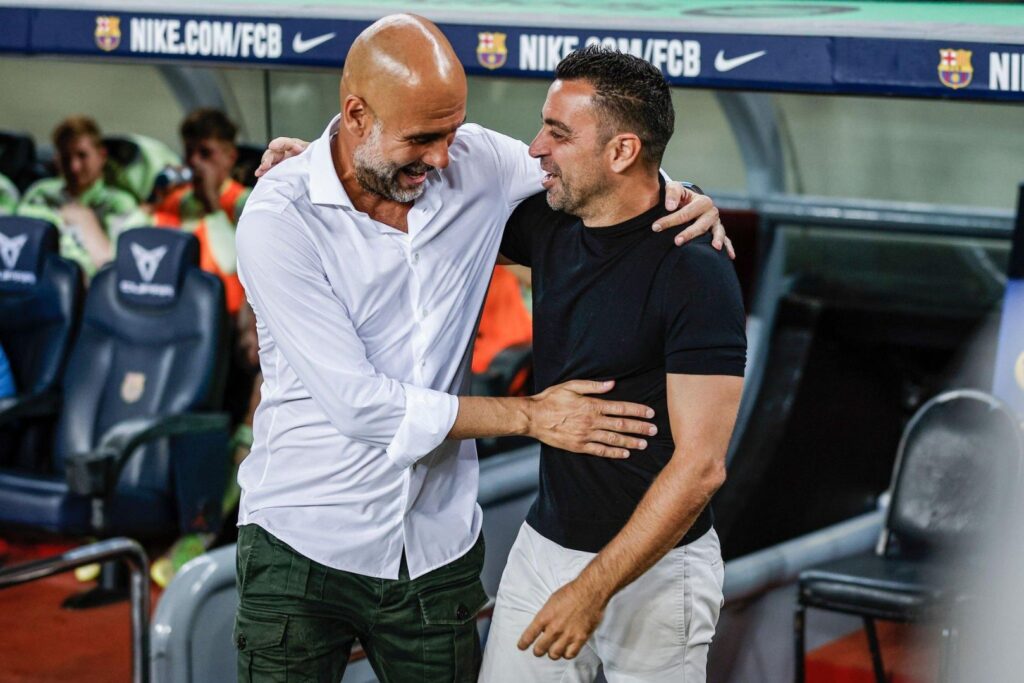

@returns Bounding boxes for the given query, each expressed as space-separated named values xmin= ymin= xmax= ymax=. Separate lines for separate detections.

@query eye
xmin=549 ymin=130 xmax=565 ymax=141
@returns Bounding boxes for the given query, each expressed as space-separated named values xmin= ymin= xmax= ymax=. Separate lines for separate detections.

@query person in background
xmin=152 ymin=108 xmax=249 ymax=315
xmin=17 ymin=116 xmax=145 ymax=277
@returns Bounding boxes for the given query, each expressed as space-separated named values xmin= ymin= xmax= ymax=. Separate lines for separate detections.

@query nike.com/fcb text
xmin=129 ymin=18 xmax=283 ymax=58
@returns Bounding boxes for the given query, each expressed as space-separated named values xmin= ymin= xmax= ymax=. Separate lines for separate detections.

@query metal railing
xmin=0 ymin=537 xmax=151 ymax=683
xmin=714 ymin=191 xmax=1015 ymax=239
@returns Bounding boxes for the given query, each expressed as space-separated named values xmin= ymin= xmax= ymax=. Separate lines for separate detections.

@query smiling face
xmin=528 ymin=79 xmax=611 ymax=216
xmin=352 ymin=88 xmax=465 ymax=203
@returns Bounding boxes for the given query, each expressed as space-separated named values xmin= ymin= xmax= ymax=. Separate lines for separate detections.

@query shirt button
xmin=411 ymin=252 xmax=420 ymax=265
xmin=456 ymin=604 xmax=470 ymax=621
xmin=236 ymin=633 xmax=247 ymax=651
xmin=420 ymin=360 xmax=427 ymax=368
xmin=420 ymin=307 xmax=428 ymax=318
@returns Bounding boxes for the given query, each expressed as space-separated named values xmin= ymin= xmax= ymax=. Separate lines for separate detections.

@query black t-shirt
xmin=500 ymin=185 xmax=747 ymax=553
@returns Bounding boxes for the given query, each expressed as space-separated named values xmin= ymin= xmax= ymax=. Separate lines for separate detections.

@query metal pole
xmin=0 ymin=538 xmax=151 ymax=683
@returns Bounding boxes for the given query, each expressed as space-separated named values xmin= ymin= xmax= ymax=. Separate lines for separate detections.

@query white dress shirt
xmin=236 ymin=116 xmax=542 ymax=580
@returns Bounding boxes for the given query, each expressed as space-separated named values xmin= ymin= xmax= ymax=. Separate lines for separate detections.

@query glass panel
xmin=214 ymin=67 xmax=269 ymax=144
xmin=0 ymin=56 xmax=183 ymax=149
xmin=781 ymin=225 xmax=1009 ymax=312
xmin=776 ymin=93 xmax=1024 ymax=208
xmin=266 ymin=68 xmax=339 ymax=142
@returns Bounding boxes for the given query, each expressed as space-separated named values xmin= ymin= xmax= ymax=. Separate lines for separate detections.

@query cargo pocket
xmin=234 ymin=611 xmax=288 ymax=683
xmin=419 ymin=577 xmax=489 ymax=682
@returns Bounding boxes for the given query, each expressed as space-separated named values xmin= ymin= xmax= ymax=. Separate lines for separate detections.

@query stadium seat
xmin=0 ymin=131 xmax=45 ymax=193
xmin=0 ymin=217 xmax=83 ymax=472
xmin=794 ymin=389 xmax=1024 ymax=683
xmin=0 ymin=228 xmax=231 ymax=598
xmin=232 ymin=143 xmax=265 ymax=188
xmin=103 ymin=133 xmax=182 ymax=202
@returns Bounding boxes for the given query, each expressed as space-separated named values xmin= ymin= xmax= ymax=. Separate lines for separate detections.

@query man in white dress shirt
xmin=234 ymin=14 xmax=729 ymax=683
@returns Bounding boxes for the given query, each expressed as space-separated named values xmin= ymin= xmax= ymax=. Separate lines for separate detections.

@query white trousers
xmin=480 ymin=523 xmax=724 ymax=683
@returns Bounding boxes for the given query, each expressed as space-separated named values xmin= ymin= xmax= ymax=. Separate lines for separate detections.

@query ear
xmin=342 ymin=95 xmax=372 ymax=138
xmin=607 ymin=133 xmax=642 ymax=173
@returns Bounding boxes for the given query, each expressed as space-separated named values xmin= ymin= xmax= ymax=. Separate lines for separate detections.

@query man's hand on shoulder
xmin=655 ymin=183 xmax=734 ymax=257
xmin=255 ymin=137 xmax=310 ymax=178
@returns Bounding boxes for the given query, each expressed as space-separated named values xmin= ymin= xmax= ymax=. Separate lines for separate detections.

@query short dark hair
xmin=52 ymin=115 xmax=103 ymax=154
xmin=181 ymin=108 xmax=238 ymax=144
xmin=554 ymin=45 xmax=674 ymax=168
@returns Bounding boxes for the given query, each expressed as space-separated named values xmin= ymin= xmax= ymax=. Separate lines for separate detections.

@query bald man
xmin=234 ymin=15 xmax=729 ymax=682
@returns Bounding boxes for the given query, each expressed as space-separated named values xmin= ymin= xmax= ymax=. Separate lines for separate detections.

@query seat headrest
xmin=103 ymin=136 xmax=143 ymax=170
xmin=115 ymin=228 xmax=199 ymax=307
xmin=0 ymin=216 xmax=58 ymax=291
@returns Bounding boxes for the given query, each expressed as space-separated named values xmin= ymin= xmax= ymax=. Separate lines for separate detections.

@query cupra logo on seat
xmin=130 ymin=243 xmax=167 ymax=283
xmin=0 ymin=233 xmax=27 ymax=270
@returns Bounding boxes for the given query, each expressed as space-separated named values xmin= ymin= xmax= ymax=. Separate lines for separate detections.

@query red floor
xmin=0 ymin=540 xmax=159 ymax=683
xmin=807 ymin=621 xmax=937 ymax=683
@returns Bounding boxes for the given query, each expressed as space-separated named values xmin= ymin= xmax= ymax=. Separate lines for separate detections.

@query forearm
xmin=575 ymin=454 xmax=725 ymax=605
xmin=448 ymin=395 xmax=531 ymax=440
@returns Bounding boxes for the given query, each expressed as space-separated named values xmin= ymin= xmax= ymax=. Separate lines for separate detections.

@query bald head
xmin=342 ymin=14 xmax=466 ymax=118
xmin=334 ymin=15 xmax=468 ymax=205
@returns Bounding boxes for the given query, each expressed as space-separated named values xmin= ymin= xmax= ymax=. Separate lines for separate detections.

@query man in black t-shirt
xmin=480 ymin=47 xmax=746 ymax=682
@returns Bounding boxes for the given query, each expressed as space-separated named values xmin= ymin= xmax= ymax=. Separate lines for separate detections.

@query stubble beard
xmin=544 ymin=164 xmax=607 ymax=218
xmin=353 ymin=121 xmax=430 ymax=203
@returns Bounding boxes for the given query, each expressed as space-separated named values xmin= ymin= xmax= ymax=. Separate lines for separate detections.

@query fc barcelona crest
xmin=121 ymin=371 xmax=146 ymax=404
xmin=95 ymin=16 xmax=121 ymax=52
xmin=938 ymin=48 xmax=973 ymax=90
xmin=477 ymin=32 xmax=508 ymax=70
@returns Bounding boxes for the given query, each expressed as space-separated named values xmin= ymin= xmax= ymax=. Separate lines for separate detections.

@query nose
xmin=422 ymin=139 xmax=450 ymax=170
xmin=528 ymin=130 xmax=546 ymax=159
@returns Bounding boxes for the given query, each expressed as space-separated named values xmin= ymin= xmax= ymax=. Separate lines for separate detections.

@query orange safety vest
xmin=153 ymin=181 xmax=246 ymax=315
xmin=473 ymin=265 xmax=533 ymax=393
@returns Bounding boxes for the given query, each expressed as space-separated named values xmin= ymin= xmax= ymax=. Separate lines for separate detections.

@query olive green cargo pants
xmin=234 ymin=524 xmax=488 ymax=682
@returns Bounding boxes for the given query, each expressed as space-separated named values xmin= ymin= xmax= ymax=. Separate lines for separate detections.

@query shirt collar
xmin=308 ymin=115 xmax=354 ymax=209
xmin=72 ymin=177 xmax=106 ymax=203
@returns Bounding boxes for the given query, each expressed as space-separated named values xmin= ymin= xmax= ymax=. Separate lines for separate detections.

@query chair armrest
xmin=0 ymin=392 xmax=61 ymax=427
xmin=66 ymin=412 xmax=230 ymax=496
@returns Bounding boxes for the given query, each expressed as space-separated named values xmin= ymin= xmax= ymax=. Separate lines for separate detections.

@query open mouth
xmin=400 ymin=166 xmax=431 ymax=186
xmin=541 ymin=172 xmax=560 ymax=189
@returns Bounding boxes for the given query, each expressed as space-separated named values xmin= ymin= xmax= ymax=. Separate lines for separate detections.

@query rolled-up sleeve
xmin=237 ymin=209 xmax=458 ymax=468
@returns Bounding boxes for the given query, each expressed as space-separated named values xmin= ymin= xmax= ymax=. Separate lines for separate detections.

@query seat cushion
xmin=0 ymin=470 xmax=175 ymax=538
xmin=0 ymin=471 xmax=90 ymax=534
xmin=798 ymin=552 xmax=961 ymax=622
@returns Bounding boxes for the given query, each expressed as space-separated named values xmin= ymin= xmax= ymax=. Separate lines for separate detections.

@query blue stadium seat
xmin=0 ymin=217 xmax=83 ymax=472
xmin=0 ymin=131 xmax=47 ymax=192
xmin=0 ymin=227 xmax=230 ymax=541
